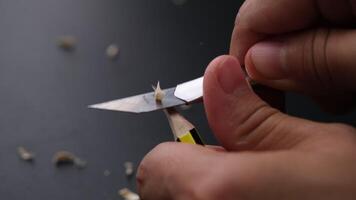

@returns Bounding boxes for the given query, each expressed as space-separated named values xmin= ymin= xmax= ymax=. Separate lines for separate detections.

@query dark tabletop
xmin=0 ymin=0 xmax=355 ymax=199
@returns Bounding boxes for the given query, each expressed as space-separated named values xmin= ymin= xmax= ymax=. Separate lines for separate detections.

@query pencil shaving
xmin=17 ymin=146 xmax=34 ymax=161
xmin=73 ymin=157 xmax=87 ymax=169
xmin=118 ymin=188 xmax=140 ymax=200
xmin=153 ymin=81 xmax=165 ymax=102
xmin=52 ymin=151 xmax=86 ymax=168
xmin=104 ymin=169 xmax=111 ymax=176
xmin=52 ymin=151 xmax=75 ymax=165
xmin=124 ymin=162 xmax=134 ymax=177
xmin=57 ymin=36 xmax=77 ymax=50
xmin=106 ymin=44 xmax=119 ymax=60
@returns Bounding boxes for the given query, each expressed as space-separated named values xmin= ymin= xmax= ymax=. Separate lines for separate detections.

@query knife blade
xmin=89 ymin=77 xmax=204 ymax=113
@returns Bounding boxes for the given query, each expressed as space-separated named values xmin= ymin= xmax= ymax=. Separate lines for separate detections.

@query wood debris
xmin=118 ymin=188 xmax=140 ymax=200
xmin=57 ymin=35 xmax=77 ymax=50
xmin=52 ymin=151 xmax=86 ymax=169
xmin=152 ymin=82 xmax=165 ymax=102
xmin=124 ymin=162 xmax=134 ymax=177
xmin=106 ymin=44 xmax=119 ymax=60
xmin=104 ymin=169 xmax=111 ymax=176
xmin=17 ymin=146 xmax=34 ymax=161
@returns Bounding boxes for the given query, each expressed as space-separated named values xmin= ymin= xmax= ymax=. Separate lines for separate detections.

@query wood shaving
xmin=152 ymin=81 xmax=165 ymax=102
xmin=17 ymin=146 xmax=34 ymax=161
xmin=73 ymin=157 xmax=87 ymax=169
xmin=52 ymin=151 xmax=86 ymax=169
xmin=106 ymin=44 xmax=119 ymax=60
xmin=124 ymin=162 xmax=134 ymax=177
xmin=118 ymin=188 xmax=140 ymax=200
xmin=104 ymin=169 xmax=111 ymax=176
xmin=57 ymin=36 xmax=77 ymax=50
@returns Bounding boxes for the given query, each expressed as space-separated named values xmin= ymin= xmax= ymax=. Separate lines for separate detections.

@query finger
xmin=137 ymin=142 xmax=224 ymax=200
xmin=230 ymin=0 xmax=356 ymax=63
xmin=221 ymin=150 xmax=355 ymax=199
xmin=245 ymin=29 xmax=356 ymax=93
xmin=203 ymin=55 xmax=317 ymax=151
xmin=221 ymin=151 xmax=305 ymax=199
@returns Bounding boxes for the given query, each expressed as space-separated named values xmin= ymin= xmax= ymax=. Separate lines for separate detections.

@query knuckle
xmin=232 ymin=101 xmax=281 ymax=150
xmin=234 ymin=0 xmax=256 ymax=31
xmin=287 ymin=28 xmax=333 ymax=93
xmin=309 ymin=28 xmax=333 ymax=90
xmin=235 ymin=0 xmax=247 ymax=25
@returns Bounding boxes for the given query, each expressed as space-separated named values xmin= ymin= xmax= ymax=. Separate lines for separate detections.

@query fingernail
xmin=216 ymin=56 xmax=244 ymax=94
xmin=249 ymin=42 xmax=285 ymax=79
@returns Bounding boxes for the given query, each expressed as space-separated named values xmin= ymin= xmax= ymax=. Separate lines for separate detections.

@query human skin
xmin=137 ymin=1 xmax=356 ymax=199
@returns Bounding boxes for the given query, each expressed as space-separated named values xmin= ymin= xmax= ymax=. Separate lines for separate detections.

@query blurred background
xmin=0 ymin=0 xmax=354 ymax=199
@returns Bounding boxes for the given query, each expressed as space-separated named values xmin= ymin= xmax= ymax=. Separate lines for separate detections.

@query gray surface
xmin=287 ymin=93 xmax=356 ymax=126
xmin=1 ymin=0 xmax=355 ymax=200
xmin=0 ymin=0 xmax=242 ymax=199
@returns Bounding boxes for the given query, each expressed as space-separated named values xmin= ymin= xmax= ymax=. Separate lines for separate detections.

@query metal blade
xmin=174 ymin=76 xmax=203 ymax=102
xmin=89 ymin=87 xmax=187 ymax=113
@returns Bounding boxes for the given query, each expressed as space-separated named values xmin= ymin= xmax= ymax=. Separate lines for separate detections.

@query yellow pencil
xmin=164 ymin=107 xmax=204 ymax=145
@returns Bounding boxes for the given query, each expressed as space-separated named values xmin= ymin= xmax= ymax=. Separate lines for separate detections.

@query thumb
xmin=204 ymin=55 xmax=314 ymax=151
xmin=245 ymin=28 xmax=356 ymax=94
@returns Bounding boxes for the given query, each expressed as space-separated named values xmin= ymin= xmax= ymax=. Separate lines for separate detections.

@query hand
xmin=137 ymin=1 xmax=356 ymax=199
xmin=231 ymin=0 xmax=356 ymax=113
xmin=137 ymin=56 xmax=356 ymax=200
